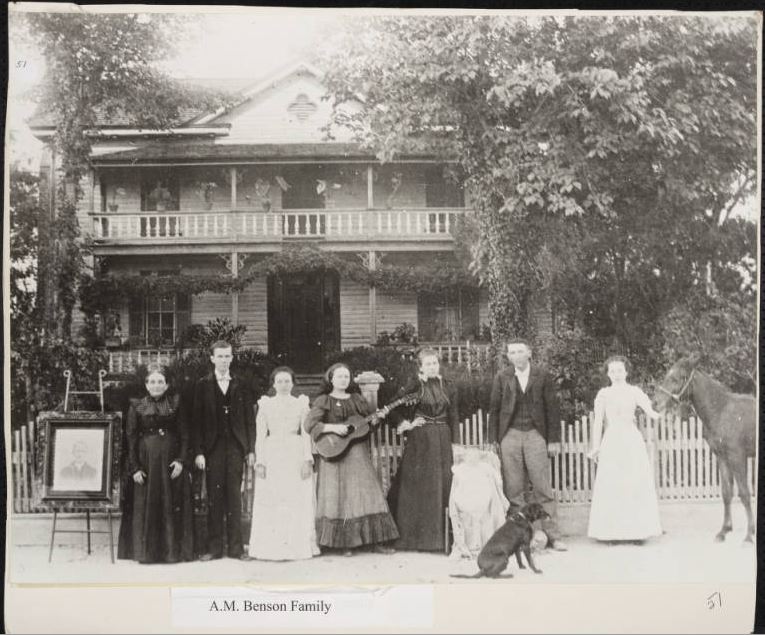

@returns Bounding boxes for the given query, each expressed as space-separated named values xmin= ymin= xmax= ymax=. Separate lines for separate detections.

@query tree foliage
xmin=10 ymin=10 xmax=234 ymax=420
xmin=13 ymin=10 xmax=233 ymax=337
xmin=321 ymin=15 xmax=758 ymax=366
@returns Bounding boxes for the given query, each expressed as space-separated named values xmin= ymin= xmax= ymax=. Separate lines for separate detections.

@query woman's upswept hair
xmin=603 ymin=355 xmax=631 ymax=375
xmin=269 ymin=365 xmax=296 ymax=387
xmin=144 ymin=364 xmax=168 ymax=382
xmin=416 ymin=348 xmax=449 ymax=406
xmin=318 ymin=362 xmax=360 ymax=394
xmin=266 ymin=366 xmax=296 ymax=396
xmin=416 ymin=348 xmax=440 ymax=367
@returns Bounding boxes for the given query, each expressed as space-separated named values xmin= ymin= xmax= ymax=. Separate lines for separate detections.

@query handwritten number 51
xmin=707 ymin=592 xmax=722 ymax=610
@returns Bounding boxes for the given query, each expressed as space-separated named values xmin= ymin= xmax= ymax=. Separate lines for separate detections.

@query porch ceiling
xmin=90 ymin=240 xmax=458 ymax=257
xmin=91 ymin=142 xmax=442 ymax=164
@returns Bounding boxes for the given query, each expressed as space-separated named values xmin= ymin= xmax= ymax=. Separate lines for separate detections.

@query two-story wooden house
xmin=30 ymin=61 xmax=495 ymax=375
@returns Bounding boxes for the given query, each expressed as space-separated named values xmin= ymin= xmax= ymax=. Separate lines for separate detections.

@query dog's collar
xmin=511 ymin=511 xmax=527 ymax=522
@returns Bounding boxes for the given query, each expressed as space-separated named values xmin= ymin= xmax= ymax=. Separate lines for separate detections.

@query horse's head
xmin=652 ymin=355 xmax=699 ymax=413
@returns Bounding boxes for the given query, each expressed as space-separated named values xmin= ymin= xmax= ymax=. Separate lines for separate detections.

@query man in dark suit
xmin=192 ymin=340 xmax=256 ymax=560
xmin=489 ymin=338 xmax=567 ymax=551
xmin=60 ymin=441 xmax=98 ymax=482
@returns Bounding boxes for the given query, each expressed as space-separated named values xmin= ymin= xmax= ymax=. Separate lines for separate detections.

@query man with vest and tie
xmin=489 ymin=338 xmax=568 ymax=551
xmin=60 ymin=440 xmax=98 ymax=485
xmin=192 ymin=340 xmax=256 ymax=560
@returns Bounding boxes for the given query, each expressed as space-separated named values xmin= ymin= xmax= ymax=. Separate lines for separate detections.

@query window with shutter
xmin=128 ymin=270 xmax=186 ymax=346
xmin=417 ymin=288 xmax=479 ymax=342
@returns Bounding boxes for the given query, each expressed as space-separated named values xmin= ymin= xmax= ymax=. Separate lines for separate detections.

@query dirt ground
xmin=7 ymin=501 xmax=756 ymax=586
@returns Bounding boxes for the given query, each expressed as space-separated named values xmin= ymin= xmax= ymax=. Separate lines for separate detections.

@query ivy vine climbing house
xmin=30 ymin=62 xmax=496 ymax=376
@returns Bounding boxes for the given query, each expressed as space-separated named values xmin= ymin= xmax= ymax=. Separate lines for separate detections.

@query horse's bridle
xmin=657 ymin=368 xmax=695 ymax=401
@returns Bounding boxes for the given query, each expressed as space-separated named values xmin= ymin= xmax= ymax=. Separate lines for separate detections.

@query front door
xmin=267 ymin=271 xmax=340 ymax=373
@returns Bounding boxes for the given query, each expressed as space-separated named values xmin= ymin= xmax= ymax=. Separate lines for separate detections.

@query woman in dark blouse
xmin=119 ymin=366 xmax=194 ymax=563
xmin=388 ymin=349 xmax=460 ymax=552
xmin=304 ymin=363 xmax=399 ymax=556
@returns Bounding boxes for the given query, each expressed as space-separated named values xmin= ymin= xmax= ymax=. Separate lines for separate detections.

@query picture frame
xmin=36 ymin=411 xmax=122 ymax=505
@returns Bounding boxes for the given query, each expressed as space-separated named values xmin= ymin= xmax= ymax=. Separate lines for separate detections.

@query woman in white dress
xmin=587 ymin=356 xmax=662 ymax=543
xmin=248 ymin=366 xmax=319 ymax=560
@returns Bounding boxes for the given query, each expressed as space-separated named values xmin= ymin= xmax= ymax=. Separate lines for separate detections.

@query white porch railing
xmin=107 ymin=349 xmax=182 ymax=374
xmin=424 ymin=341 xmax=493 ymax=369
xmin=91 ymin=209 xmax=467 ymax=241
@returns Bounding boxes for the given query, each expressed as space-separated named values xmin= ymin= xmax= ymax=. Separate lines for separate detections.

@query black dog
xmin=450 ymin=502 xmax=550 ymax=579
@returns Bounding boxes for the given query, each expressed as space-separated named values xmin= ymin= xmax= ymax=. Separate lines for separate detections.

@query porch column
xmin=230 ymin=250 xmax=239 ymax=326
xmin=366 ymin=165 xmax=374 ymax=209
xmin=356 ymin=371 xmax=384 ymax=410
xmin=230 ymin=167 xmax=237 ymax=209
xmin=90 ymin=168 xmax=96 ymax=214
xmin=368 ymin=250 xmax=377 ymax=344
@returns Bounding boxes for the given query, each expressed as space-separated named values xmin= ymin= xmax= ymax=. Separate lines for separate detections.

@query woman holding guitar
xmin=304 ymin=363 xmax=399 ymax=556
xmin=388 ymin=349 xmax=460 ymax=552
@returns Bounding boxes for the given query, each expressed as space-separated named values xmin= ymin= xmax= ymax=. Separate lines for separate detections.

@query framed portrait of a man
xmin=40 ymin=414 xmax=119 ymax=503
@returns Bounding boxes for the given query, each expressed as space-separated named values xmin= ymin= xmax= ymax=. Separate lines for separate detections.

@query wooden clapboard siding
xmin=191 ymin=291 xmax=232 ymax=324
xmin=238 ymin=278 xmax=268 ymax=348
xmin=377 ymin=290 xmax=417 ymax=333
xmin=96 ymin=168 xmax=143 ymax=214
xmin=216 ymin=72 xmax=358 ymax=144
xmin=339 ymin=278 xmax=369 ymax=349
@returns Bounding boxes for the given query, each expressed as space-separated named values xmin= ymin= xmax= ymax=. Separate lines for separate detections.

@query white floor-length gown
xmin=248 ymin=394 xmax=320 ymax=560
xmin=587 ymin=385 xmax=662 ymax=541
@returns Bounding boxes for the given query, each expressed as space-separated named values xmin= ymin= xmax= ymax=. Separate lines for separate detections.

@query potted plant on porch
xmin=107 ymin=187 xmax=126 ymax=212
xmin=196 ymin=180 xmax=219 ymax=211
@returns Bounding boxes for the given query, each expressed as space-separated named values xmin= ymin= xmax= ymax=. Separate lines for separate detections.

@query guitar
xmin=315 ymin=392 xmax=419 ymax=460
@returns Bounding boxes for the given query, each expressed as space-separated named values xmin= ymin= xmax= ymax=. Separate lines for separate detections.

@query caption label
xmin=172 ymin=585 xmax=434 ymax=629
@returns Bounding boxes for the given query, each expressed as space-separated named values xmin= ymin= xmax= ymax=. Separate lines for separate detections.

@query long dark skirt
xmin=388 ymin=423 xmax=453 ymax=551
xmin=315 ymin=440 xmax=399 ymax=549
xmin=128 ymin=433 xmax=194 ymax=563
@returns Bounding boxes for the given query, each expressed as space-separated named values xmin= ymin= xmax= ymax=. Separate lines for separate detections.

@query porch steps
xmin=294 ymin=374 xmax=323 ymax=400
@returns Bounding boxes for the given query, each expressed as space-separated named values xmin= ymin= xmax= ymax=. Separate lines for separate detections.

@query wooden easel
xmin=48 ymin=369 xmax=116 ymax=563
xmin=48 ymin=507 xmax=116 ymax=563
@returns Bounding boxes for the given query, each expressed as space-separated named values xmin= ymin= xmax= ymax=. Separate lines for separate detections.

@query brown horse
xmin=653 ymin=356 xmax=756 ymax=543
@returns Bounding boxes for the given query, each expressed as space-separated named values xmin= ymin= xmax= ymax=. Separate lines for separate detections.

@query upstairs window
xmin=280 ymin=167 xmax=326 ymax=210
xmin=140 ymin=172 xmax=180 ymax=211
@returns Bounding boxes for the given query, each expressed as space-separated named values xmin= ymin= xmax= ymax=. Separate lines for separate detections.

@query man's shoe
xmin=198 ymin=553 xmax=220 ymax=562
xmin=550 ymin=540 xmax=568 ymax=551
xmin=239 ymin=553 xmax=254 ymax=561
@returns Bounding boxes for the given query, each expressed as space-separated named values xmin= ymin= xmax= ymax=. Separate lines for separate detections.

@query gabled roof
xmin=195 ymin=61 xmax=326 ymax=125
xmin=28 ymin=61 xmax=330 ymax=132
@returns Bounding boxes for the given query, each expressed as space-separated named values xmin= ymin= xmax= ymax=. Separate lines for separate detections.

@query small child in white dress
xmin=587 ymin=356 xmax=662 ymax=543
xmin=448 ymin=446 xmax=509 ymax=560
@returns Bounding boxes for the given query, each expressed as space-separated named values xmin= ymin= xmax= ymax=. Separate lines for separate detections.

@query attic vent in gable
xmin=287 ymin=93 xmax=318 ymax=122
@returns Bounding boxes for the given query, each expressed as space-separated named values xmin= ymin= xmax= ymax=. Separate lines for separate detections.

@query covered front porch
xmin=86 ymin=250 xmax=489 ymax=375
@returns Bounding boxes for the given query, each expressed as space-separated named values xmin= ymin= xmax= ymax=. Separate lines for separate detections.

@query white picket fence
xmin=368 ymin=410 xmax=757 ymax=504
xmin=11 ymin=410 xmax=756 ymax=513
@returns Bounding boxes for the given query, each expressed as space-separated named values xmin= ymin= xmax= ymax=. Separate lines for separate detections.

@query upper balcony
xmin=87 ymin=160 xmax=471 ymax=253
xmin=90 ymin=208 xmax=467 ymax=248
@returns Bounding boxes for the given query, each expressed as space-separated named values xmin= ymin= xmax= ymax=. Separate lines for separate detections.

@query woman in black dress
xmin=388 ymin=349 xmax=460 ymax=552
xmin=119 ymin=366 xmax=194 ymax=563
